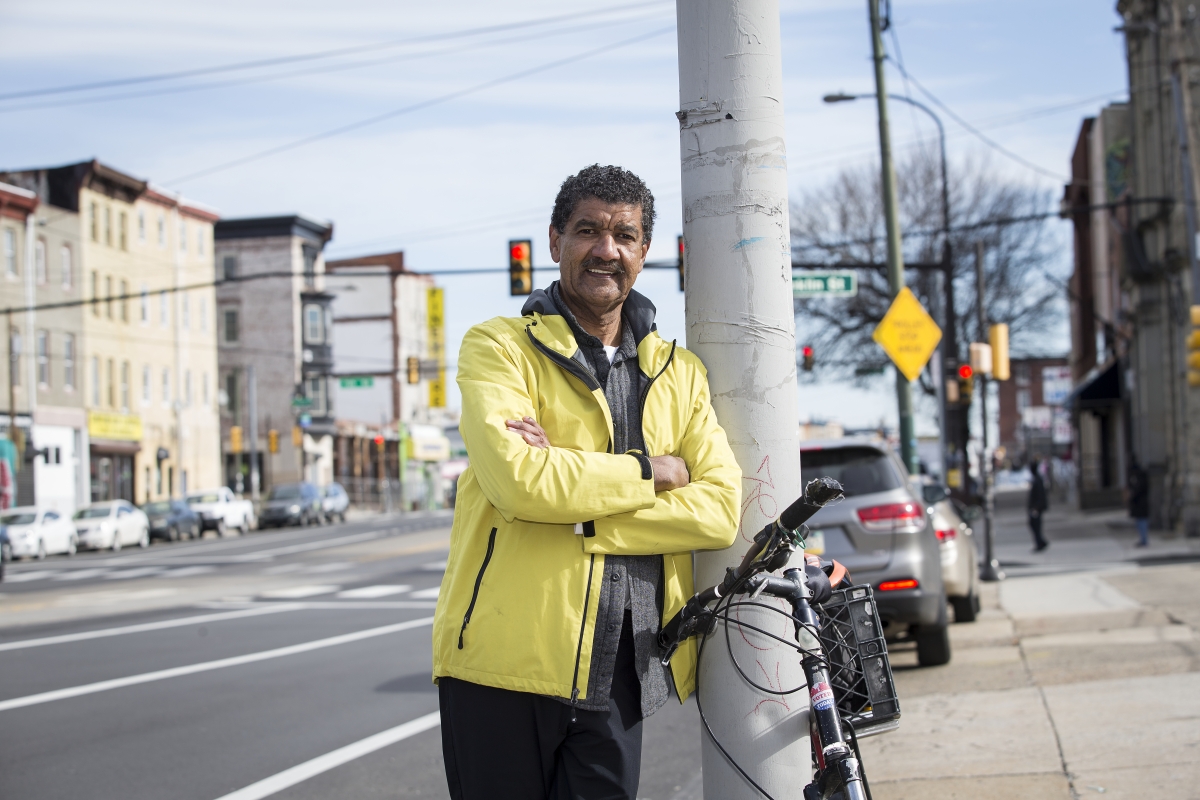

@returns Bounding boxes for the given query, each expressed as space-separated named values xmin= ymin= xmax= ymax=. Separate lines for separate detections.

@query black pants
xmin=1029 ymin=510 xmax=1047 ymax=549
xmin=440 ymin=615 xmax=642 ymax=800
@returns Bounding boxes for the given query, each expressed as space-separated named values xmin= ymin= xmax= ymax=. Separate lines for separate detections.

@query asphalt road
xmin=0 ymin=513 xmax=702 ymax=800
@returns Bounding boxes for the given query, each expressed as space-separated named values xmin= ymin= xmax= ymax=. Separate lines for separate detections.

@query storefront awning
xmin=1067 ymin=360 xmax=1121 ymax=410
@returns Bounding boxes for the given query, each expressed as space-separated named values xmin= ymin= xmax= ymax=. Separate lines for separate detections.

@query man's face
xmin=549 ymin=197 xmax=650 ymax=315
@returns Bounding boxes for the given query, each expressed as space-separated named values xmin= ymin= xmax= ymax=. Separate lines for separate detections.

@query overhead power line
xmin=166 ymin=25 xmax=675 ymax=184
xmin=0 ymin=0 xmax=671 ymax=103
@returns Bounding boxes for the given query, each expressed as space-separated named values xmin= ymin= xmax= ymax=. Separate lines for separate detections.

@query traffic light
xmin=229 ymin=425 xmax=243 ymax=453
xmin=957 ymin=363 xmax=974 ymax=404
xmin=677 ymin=235 xmax=685 ymax=291
xmin=989 ymin=323 xmax=1010 ymax=381
xmin=801 ymin=345 xmax=814 ymax=372
xmin=374 ymin=435 xmax=385 ymax=452
xmin=968 ymin=342 xmax=993 ymax=376
xmin=406 ymin=356 xmax=420 ymax=385
xmin=1189 ymin=306 xmax=1200 ymax=386
xmin=268 ymin=429 xmax=279 ymax=454
xmin=292 ymin=426 xmax=303 ymax=447
xmin=509 ymin=239 xmax=532 ymax=296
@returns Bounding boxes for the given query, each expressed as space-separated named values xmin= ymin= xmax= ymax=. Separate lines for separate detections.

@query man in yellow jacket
xmin=433 ymin=164 xmax=741 ymax=800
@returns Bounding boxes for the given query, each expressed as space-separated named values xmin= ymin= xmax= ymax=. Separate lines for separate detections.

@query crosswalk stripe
xmin=335 ymin=584 xmax=412 ymax=599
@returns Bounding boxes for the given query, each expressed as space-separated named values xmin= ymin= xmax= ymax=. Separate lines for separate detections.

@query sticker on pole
xmin=810 ymin=681 xmax=835 ymax=711
xmin=872 ymin=286 xmax=943 ymax=382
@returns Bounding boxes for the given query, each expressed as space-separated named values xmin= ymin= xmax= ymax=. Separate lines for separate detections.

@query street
xmin=2 ymin=504 xmax=1197 ymax=800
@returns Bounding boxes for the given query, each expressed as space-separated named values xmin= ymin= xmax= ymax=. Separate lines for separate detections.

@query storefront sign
xmin=427 ymin=287 xmax=446 ymax=408
xmin=87 ymin=411 xmax=143 ymax=442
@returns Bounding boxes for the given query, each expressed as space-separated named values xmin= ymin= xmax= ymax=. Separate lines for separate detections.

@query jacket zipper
xmin=525 ymin=326 xmax=601 ymax=391
xmin=569 ymin=553 xmax=597 ymax=721
xmin=639 ymin=339 xmax=677 ymax=419
xmin=457 ymin=527 xmax=497 ymax=649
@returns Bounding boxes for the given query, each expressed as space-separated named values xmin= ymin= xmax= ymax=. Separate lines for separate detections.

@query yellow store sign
xmin=88 ymin=411 xmax=143 ymax=442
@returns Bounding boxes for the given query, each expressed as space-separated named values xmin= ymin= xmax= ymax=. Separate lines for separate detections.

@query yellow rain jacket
xmin=432 ymin=287 xmax=741 ymax=704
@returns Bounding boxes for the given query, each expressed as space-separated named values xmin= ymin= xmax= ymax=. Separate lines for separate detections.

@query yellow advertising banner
xmin=87 ymin=411 xmax=143 ymax=442
xmin=427 ymin=287 xmax=446 ymax=408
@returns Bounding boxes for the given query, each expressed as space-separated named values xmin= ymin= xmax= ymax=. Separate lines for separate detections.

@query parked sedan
xmin=4 ymin=507 xmax=77 ymax=559
xmin=141 ymin=499 xmax=201 ymax=542
xmin=0 ymin=526 xmax=8 ymax=580
xmin=916 ymin=478 xmax=981 ymax=623
xmin=74 ymin=501 xmax=150 ymax=551
xmin=259 ymin=483 xmax=323 ymax=528
xmin=321 ymin=483 xmax=349 ymax=524
xmin=799 ymin=439 xmax=951 ymax=666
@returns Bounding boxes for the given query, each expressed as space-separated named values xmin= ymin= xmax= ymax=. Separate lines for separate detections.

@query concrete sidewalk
xmin=858 ymin=563 xmax=1200 ymax=799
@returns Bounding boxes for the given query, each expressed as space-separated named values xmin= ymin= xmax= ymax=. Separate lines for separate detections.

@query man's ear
xmin=549 ymin=224 xmax=562 ymax=263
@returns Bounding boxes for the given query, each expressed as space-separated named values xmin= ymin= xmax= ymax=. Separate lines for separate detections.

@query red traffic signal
xmin=373 ymin=435 xmax=385 ymax=447
xmin=801 ymin=345 xmax=814 ymax=372
xmin=509 ymin=239 xmax=532 ymax=296
xmin=957 ymin=364 xmax=974 ymax=380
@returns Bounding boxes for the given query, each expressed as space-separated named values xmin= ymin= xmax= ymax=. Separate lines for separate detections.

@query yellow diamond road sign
xmin=872 ymin=287 xmax=943 ymax=382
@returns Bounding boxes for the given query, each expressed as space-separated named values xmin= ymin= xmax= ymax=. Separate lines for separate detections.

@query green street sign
xmin=339 ymin=376 xmax=374 ymax=389
xmin=291 ymin=396 xmax=313 ymax=408
xmin=792 ymin=270 xmax=858 ymax=298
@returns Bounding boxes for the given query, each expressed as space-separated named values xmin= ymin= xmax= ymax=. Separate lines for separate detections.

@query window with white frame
xmin=120 ymin=361 xmax=130 ymax=411
xmin=303 ymin=304 xmax=324 ymax=344
xmin=63 ymin=334 xmax=74 ymax=390
xmin=142 ymin=364 xmax=150 ymax=404
xmin=199 ymin=297 xmax=208 ymax=332
xmin=202 ymin=371 xmax=209 ymax=405
xmin=222 ymin=308 xmax=239 ymax=344
xmin=305 ymin=376 xmax=328 ymax=416
xmin=157 ymin=213 xmax=165 ymax=246
xmin=36 ymin=330 xmax=49 ymax=387
xmin=9 ymin=330 xmax=19 ymax=386
xmin=197 ymin=224 xmax=205 ymax=256
xmin=138 ymin=210 xmax=146 ymax=243
xmin=162 ymin=367 xmax=170 ymax=405
xmin=90 ymin=204 xmax=98 ymax=241
xmin=90 ymin=356 xmax=99 ymax=406
xmin=178 ymin=219 xmax=187 ymax=252
xmin=104 ymin=207 xmax=112 ymax=246
xmin=61 ymin=244 xmax=72 ymax=289
xmin=185 ymin=370 xmax=192 ymax=406
xmin=34 ymin=238 xmax=46 ymax=284
xmin=3 ymin=228 xmax=15 ymax=276
xmin=181 ymin=293 xmax=189 ymax=329
xmin=140 ymin=286 xmax=149 ymax=323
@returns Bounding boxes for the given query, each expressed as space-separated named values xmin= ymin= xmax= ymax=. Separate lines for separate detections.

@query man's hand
xmin=506 ymin=417 xmax=550 ymax=449
xmin=649 ymin=455 xmax=690 ymax=492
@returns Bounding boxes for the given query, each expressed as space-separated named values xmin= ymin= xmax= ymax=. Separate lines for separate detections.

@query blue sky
xmin=0 ymin=0 xmax=1127 ymax=430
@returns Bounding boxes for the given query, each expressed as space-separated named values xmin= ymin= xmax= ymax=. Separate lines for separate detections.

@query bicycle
xmin=659 ymin=477 xmax=900 ymax=800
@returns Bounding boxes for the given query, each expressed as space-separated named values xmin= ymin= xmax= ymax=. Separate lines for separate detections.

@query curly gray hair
xmin=551 ymin=164 xmax=655 ymax=242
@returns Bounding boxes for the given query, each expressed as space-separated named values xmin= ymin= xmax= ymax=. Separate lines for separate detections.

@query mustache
xmin=578 ymin=257 xmax=624 ymax=274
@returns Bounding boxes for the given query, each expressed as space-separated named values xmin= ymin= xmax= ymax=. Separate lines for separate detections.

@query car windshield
xmin=187 ymin=494 xmax=221 ymax=505
xmin=269 ymin=485 xmax=303 ymax=500
xmin=74 ymin=507 xmax=113 ymax=519
xmin=143 ymin=502 xmax=173 ymax=514
xmin=2 ymin=513 xmax=36 ymax=525
xmin=800 ymin=446 xmax=905 ymax=497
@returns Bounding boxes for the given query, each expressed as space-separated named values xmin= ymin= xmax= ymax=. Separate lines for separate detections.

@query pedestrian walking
xmin=1028 ymin=459 xmax=1049 ymax=552
xmin=432 ymin=165 xmax=742 ymax=800
xmin=1127 ymin=459 xmax=1150 ymax=547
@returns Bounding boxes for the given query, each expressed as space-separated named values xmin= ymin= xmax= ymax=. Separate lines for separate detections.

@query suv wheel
xmin=951 ymin=592 xmax=979 ymax=623
xmin=915 ymin=622 xmax=952 ymax=666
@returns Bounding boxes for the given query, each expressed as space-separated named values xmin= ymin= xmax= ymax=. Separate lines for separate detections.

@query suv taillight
xmin=856 ymin=502 xmax=924 ymax=533
xmin=935 ymin=528 xmax=957 ymax=542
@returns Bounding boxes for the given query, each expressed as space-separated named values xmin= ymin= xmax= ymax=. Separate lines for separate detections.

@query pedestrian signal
xmin=509 ymin=239 xmax=532 ymax=296
xmin=268 ymin=429 xmax=279 ymax=454
xmin=677 ymin=235 xmax=685 ymax=291
xmin=229 ymin=426 xmax=243 ymax=453
xmin=802 ymin=345 xmax=814 ymax=372
xmin=406 ymin=356 xmax=420 ymax=385
xmin=989 ymin=323 xmax=1010 ymax=381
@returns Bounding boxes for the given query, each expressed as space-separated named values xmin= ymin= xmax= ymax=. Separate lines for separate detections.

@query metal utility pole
xmin=6 ymin=309 xmax=15 ymax=453
xmin=868 ymin=0 xmax=917 ymax=473
xmin=247 ymin=365 xmax=260 ymax=501
xmin=975 ymin=242 xmax=1002 ymax=581
xmin=676 ymin=1 xmax=806 ymax=795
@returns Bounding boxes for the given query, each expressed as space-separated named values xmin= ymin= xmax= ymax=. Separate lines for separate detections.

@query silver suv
xmin=800 ymin=439 xmax=951 ymax=666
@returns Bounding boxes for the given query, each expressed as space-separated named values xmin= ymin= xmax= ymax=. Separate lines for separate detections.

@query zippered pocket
xmin=457 ymin=527 xmax=497 ymax=649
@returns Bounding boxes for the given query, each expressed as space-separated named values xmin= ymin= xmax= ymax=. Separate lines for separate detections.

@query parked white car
xmin=74 ymin=501 xmax=150 ymax=551
xmin=4 ymin=507 xmax=78 ymax=559
xmin=186 ymin=487 xmax=255 ymax=537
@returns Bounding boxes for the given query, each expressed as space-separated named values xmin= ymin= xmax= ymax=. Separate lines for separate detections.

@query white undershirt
xmin=602 ymin=344 xmax=618 ymax=364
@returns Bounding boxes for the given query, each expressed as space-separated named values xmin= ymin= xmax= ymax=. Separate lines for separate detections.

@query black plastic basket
xmin=816 ymin=584 xmax=901 ymax=737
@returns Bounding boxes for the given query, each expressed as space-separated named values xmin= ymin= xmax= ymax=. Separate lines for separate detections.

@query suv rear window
xmin=800 ymin=446 xmax=904 ymax=497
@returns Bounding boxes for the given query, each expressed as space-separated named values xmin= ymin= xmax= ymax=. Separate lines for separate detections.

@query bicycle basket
xmin=816 ymin=585 xmax=901 ymax=737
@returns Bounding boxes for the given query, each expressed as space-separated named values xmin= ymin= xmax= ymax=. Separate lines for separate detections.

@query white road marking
xmin=211 ymin=712 xmax=441 ymax=800
xmin=408 ymin=586 xmax=441 ymax=600
xmin=2 ymin=570 xmax=55 ymax=583
xmin=305 ymin=562 xmax=354 ymax=574
xmin=104 ymin=567 xmax=165 ymax=580
xmin=0 ymin=616 xmax=434 ymax=712
xmin=421 ymin=560 xmax=447 ymax=571
xmin=261 ymin=564 xmax=303 ymax=575
xmin=161 ymin=566 xmax=216 ymax=578
xmin=54 ymin=569 xmax=111 ymax=581
xmin=226 ymin=532 xmax=385 ymax=562
xmin=335 ymin=585 xmax=412 ymax=599
xmin=259 ymin=585 xmax=341 ymax=599
xmin=0 ymin=605 xmax=301 ymax=653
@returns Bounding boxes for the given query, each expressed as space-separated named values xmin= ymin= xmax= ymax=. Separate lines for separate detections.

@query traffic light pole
xmin=676 ymin=1 xmax=807 ymax=795
xmin=868 ymin=0 xmax=917 ymax=474
xmin=975 ymin=242 xmax=1002 ymax=581
xmin=247 ymin=364 xmax=260 ymax=502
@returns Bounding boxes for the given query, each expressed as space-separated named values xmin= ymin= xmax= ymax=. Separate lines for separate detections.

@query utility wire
xmin=166 ymin=25 xmax=675 ymax=184
xmin=0 ymin=1 xmax=671 ymax=102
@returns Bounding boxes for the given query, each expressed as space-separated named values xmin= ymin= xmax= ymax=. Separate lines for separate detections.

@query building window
xmin=120 ymin=279 xmax=129 ymax=322
xmin=9 ymin=330 xmax=19 ymax=386
xmin=1017 ymin=389 xmax=1031 ymax=414
xmin=162 ymin=367 xmax=170 ymax=405
xmin=120 ymin=361 xmax=130 ymax=411
xmin=61 ymin=245 xmax=72 ymax=289
xmin=105 ymin=276 xmax=113 ymax=319
xmin=306 ymin=376 xmax=328 ymax=416
xmin=160 ymin=291 xmax=169 ymax=327
xmin=157 ymin=213 xmax=165 ymax=247
xmin=140 ymin=286 xmax=149 ymax=323
xmin=142 ymin=364 xmax=150 ymax=404
xmin=199 ymin=297 xmax=208 ymax=332
xmin=138 ymin=210 xmax=146 ymax=243
xmin=225 ymin=371 xmax=239 ymax=416
xmin=222 ymin=255 xmax=238 ymax=280
xmin=34 ymin=238 xmax=46 ymax=284
xmin=179 ymin=220 xmax=187 ymax=252
xmin=104 ymin=207 xmax=112 ymax=246
xmin=91 ymin=272 xmax=100 ymax=316
xmin=222 ymin=308 xmax=239 ymax=344
xmin=107 ymin=359 xmax=115 ymax=407
xmin=90 ymin=203 xmax=98 ymax=241
xmin=119 ymin=211 xmax=128 ymax=251
xmin=36 ymin=330 xmax=49 ymax=387
xmin=3 ymin=228 xmax=15 ymax=276
xmin=63 ymin=334 xmax=75 ymax=390
xmin=90 ymin=357 xmax=99 ymax=406
xmin=185 ymin=370 xmax=192 ymax=406
xmin=303 ymin=304 xmax=324 ymax=344
xmin=302 ymin=245 xmax=317 ymax=289
xmin=197 ymin=225 xmax=205 ymax=256
xmin=202 ymin=371 xmax=209 ymax=405
xmin=182 ymin=293 xmax=189 ymax=330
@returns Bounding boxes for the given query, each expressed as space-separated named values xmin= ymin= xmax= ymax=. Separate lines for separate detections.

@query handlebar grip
xmin=779 ymin=477 xmax=844 ymax=530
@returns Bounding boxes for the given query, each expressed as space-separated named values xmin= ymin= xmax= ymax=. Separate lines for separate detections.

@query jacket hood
xmin=521 ymin=281 xmax=657 ymax=345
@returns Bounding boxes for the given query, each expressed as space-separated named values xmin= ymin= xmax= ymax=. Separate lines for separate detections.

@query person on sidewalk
xmin=1028 ymin=459 xmax=1049 ymax=552
xmin=1127 ymin=459 xmax=1150 ymax=547
xmin=432 ymin=165 xmax=742 ymax=800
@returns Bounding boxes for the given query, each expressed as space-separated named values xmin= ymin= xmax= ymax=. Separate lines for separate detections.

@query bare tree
xmin=791 ymin=147 xmax=1065 ymax=395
